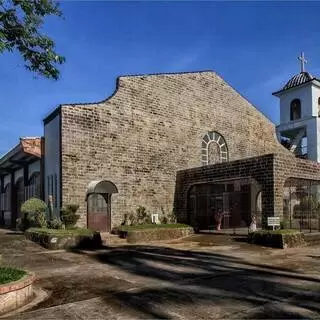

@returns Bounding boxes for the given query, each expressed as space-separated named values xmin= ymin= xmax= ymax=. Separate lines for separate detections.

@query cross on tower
xmin=298 ymin=52 xmax=307 ymax=73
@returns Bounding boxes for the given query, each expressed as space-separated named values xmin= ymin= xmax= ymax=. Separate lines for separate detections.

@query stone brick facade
xmin=273 ymin=153 xmax=320 ymax=218
xmin=176 ymin=152 xmax=320 ymax=228
xmin=175 ymin=154 xmax=275 ymax=227
xmin=56 ymin=71 xmax=291 ymax=229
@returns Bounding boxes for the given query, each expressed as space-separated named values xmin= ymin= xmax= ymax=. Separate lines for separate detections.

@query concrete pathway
xmin=0 ymin=230 xmax=319 ymax=319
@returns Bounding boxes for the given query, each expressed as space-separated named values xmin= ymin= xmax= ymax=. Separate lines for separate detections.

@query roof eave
xmin=0 ymin=143 xmax=22 ymax=167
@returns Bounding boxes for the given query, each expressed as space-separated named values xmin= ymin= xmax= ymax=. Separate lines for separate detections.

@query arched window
xmin=201 ymin=131 xmax=228 ymax=166
xmin=16 ymin=178 xmax=24 ymax=219
xmin=290 ymin=99 xmax=301 ymax=121
xmin=1 ymin=184 xmax=11 ymax=211
xmin=28 ymin=172 xmax=41 ymax=199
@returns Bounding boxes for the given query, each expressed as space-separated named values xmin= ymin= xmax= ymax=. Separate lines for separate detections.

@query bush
xmin=0 ymin=267 xmax=27 ymax=285
xmin=160 ymin=216 xmax=168 ymax=224
xmin=121 ymin=214 xmax=129 ymax=226
xmin=160 ymin=207 xmax=176 ymax=224
xmin=18 ymin=198 xmax=47 ymax=231
xmin=128 ymin=213 xmax=137 ymax=226
xmin=167 ymin=210 xmax=177 ymax=224
xmin=47 ymin=218 xmax=64 ymax=229
xmin=136 ymin=206 xmax=148 ymax=224
xmin=21 ymin=198 xmax=47 ymax=215
xmin=60 ymin=204 xmax=80 ymax=228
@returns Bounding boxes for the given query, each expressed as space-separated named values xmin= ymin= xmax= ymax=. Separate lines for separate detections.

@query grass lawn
xmin=0 ymin=267 xmax=26 ymax=285
xmin=119 ymin=223 xmax=190 ymax=231
xmin=27 ymin=228 xmax=95 ymax=237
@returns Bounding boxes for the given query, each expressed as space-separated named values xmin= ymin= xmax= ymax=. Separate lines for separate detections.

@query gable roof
xmin=0 ymin=137 xmax=42 ymax=173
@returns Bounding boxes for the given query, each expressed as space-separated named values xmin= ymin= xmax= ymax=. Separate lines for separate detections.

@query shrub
xmin=159 ymin=207 xmax=176 ymax=224
xmin=121 ymin=214 xmax=129 ymax=226
xmin=128 ymin=213 xmax=137 ymax=226
xmin=136 ymin=206 xmax=147 ymax=224
xmin=18 ymin=198 xmax=47 ymax=230
xmin=21 ymin=198 xmax=47 ymax=215
xmin=160 ymin=216 xmax=168 ymax=224
xmin=65 ymin=204 xmax=80 ymax=214
xmin=167 ymin=210 xmax=177 ymax=224
xmin=35 ymin=211 xmax=47 ymax=228
xmin=144 ymin=214 xmax=152 ymax=224
xmin=60 ymin=204 xmax=80 ymax=228
xmin=47 ymin=218 xmax=64 ymax=229
xmin=0 ymin=267 xmax=26 ymax=285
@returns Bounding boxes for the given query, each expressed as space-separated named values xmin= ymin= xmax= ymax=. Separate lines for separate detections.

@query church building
xmin=1 ymin=54 xmax=320 ymax=232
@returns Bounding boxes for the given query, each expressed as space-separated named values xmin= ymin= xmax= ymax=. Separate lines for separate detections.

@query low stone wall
xmin=126 ymin=227 xmax=194 ymax=244
xmin=25 ymin=230 xmax=102 ymax=250
xmin=0 ymin=273 xmax=35 ymax=316
xmin=248 ymin=231 xmax=305 ymax=249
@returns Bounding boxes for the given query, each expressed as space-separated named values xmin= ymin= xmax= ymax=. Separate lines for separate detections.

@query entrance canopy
xmin=86 ymin=180 xmax=118 ymax=199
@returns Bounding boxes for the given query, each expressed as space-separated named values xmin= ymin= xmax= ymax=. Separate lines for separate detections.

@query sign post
xmin=267 ymin=217 xmax=280 ymax=230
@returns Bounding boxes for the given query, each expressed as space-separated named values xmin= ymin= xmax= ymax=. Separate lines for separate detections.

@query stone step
xmin=303 ymin=232 xmax=320 ymax=246
xmin=100 ymin=233 xmax=127 ymax=245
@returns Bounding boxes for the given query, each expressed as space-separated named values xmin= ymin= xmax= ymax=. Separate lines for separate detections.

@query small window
xmin=29 ymin=172 xmax=40 ymax=199
xmin=290 ymin=99 xmax=301 ymax=121
xmin=318 ymin=98 xmax=320 ymax=117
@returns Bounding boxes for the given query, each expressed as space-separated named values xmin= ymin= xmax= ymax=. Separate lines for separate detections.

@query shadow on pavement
xmin=71 ymin=244 xmax=320 ymax=319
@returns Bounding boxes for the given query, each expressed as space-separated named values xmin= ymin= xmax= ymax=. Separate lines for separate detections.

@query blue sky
xmin=1 ymin=1 xmax=320 ymax=156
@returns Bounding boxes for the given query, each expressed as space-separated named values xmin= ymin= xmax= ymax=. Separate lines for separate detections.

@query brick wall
xmin=274 ymin=154 xmax=320 ymax=218
xmin=175 ymin=152 xmax=320 ymax=229
xmin=174 ymin=154 xmax=275 ymax=226
xmin=59 ymin=71 xmax=290 ymax=228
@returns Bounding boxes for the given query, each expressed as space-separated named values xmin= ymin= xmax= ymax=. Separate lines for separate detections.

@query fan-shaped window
xmin=290 ymin=99 xmax=301 ymax=121
xmin=201 ymin=131 xmax=228 ymax=165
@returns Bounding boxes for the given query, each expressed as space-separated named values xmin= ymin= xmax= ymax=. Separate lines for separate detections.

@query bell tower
xmin=273 ymin=52 xmax=320 ymax=162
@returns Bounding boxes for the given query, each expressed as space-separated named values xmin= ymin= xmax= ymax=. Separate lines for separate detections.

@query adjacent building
xmin=0 ymin=138 xmax=43 ymax=226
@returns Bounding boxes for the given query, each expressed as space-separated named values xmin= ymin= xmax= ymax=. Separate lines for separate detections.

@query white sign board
xmin=267 ymin=217 xmax=280 ymax=228
xmin=151 ymin=213 xmax=160 ymax=224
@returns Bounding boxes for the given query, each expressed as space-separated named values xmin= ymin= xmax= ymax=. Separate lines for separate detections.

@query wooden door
xmin=87 ymin=193 xmax=111 ymax=232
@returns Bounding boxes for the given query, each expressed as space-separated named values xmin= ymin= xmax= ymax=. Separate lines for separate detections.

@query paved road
xmin=0 ymin=230 xmax=320 ymax=319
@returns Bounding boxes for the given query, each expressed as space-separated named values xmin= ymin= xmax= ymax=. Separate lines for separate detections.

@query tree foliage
xmin=0 ymin=0 xmax=65 ymax=79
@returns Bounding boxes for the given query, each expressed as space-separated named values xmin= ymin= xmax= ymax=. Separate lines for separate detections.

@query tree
xmin=0 ymin=0 xmax=65 ymax=80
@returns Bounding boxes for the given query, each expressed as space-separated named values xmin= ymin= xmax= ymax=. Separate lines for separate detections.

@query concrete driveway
xmin=0 ymin=229 xmax=320 ymax=319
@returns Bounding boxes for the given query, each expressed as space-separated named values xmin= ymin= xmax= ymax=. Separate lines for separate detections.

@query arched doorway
xmin=86 ymin=180 xmax=118 ymax=232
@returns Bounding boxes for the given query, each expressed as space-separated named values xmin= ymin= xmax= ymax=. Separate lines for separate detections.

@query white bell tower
xmin=273 ymin=52 xmax=320 ymax=162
